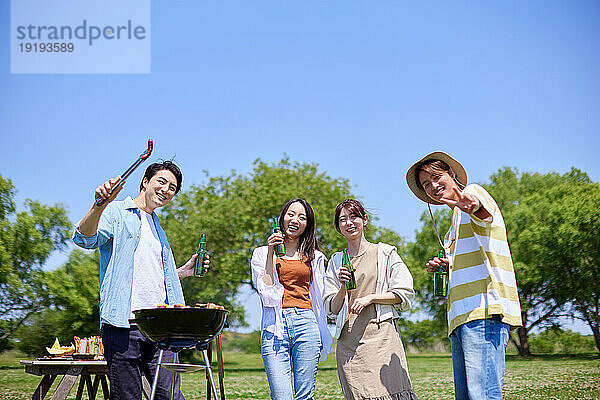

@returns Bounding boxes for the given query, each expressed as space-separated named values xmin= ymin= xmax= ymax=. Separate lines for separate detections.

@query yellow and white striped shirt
xmin=445 ymin=184 xmax=522 ymax=335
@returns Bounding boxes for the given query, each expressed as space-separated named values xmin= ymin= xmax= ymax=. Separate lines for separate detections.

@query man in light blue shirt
xmin=73 ymin=161 xmax=207 ymax=400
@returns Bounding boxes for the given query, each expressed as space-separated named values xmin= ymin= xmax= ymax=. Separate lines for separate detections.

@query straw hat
xmin=406 ymin=151 xmax=467 ymax=205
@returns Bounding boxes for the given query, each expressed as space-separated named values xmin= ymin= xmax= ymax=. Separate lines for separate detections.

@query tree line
xmin=1 ymin=159 xmax=598 ymax=356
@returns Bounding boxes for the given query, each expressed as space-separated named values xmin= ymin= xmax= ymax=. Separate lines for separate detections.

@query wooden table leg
xmin=99 ymin=375 xmax=110 ymax=399
xmin=83 ymin=375 xmax=95 ymax=400
xmin=74 ymin=377 xmax=85 ymax=400
xmin=90 ymin=376 xmax=100 ymax=400
xmin=216 ymin=334 xmax=225 ymax=400
xmin=51 ymin=366 xmax=83 ymax=400
xmin=100 ymin=375 xmax=110 ymax=399
xmin=32 ymin=375 xmax=56 ymax=400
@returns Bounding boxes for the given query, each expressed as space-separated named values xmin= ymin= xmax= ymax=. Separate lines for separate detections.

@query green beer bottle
xmin=342 ymin=249 xmax=357 ymax=290
xmin=272 ymin=218 xmax=286 ymax=257
xmin=433 ymin=249 xmax=448 ymax=297
xmin=194 ymin=234 xmax=208 ymax=277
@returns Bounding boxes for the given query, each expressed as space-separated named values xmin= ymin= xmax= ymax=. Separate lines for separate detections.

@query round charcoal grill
xmin=131 ymin=307 xmax=228 ymax=348
xmin=130 ymin=307 xmax=229 ymax=400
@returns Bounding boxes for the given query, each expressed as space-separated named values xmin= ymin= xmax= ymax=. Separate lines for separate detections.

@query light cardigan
xmin=250 ymin=246 xmax=333 ymax=361
xmin=323 ymin=242 xmax=415 ymax=339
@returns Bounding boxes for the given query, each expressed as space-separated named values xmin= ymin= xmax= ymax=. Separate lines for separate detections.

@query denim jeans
xmin=449 ymin=316 xmax=510 ymax=400
xmin=102 ymin=325 xmax=184 ymax=400
xmin=261 ymin=308 xmax=322 ymax=400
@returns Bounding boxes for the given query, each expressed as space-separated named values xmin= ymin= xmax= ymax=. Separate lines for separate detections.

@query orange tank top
xmin=276 ymin=257 xmax=312 ymax=309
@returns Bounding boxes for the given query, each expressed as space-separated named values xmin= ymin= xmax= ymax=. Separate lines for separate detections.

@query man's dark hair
xmin=139 ymin=161 xmax=183 ymax=194
xmin=278 ymin=198 xmax=320 ymax=262
xmin=415 ymin=160 xmax=465 ymax=191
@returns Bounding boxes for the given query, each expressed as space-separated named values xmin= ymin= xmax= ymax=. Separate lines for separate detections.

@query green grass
xmin=1 ymin=350 xmax=599 ymax=399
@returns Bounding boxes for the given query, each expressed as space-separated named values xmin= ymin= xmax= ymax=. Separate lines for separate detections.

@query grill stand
xmin=148 ymin=335 xmax=224 ymax=400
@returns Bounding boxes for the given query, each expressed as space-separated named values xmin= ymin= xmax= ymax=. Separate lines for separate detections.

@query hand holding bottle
xmin=179 ymin=252 xmax=209 ymax=279
xmin=194 ymin=234 xmax=209 ymax=277
xmin=337 ymin=266 xmax=352 ymax=283
xmin=267 ymin=232 xmax=285 ymax=254
xmin=426 ymin=254 xmax=449 ymax=273
xmin=341 ymin=249 xmax=357 ymax=290
xmin=270 ymin=218 xmax=286 ymax=256
xmin=429 ymin=249 xmax=448 ymax=297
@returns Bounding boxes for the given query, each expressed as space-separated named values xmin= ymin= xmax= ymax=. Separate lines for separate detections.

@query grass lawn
xmin=1 ymin=350 xmax=599 ymax=399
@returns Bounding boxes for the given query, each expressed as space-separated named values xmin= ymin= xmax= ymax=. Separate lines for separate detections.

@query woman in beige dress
xmin=323 ymin=199 xmax=419 ymax=400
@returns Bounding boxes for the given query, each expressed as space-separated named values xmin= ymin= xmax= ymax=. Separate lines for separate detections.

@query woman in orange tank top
xmin=250 ymin=198 xmax=333 ymax=400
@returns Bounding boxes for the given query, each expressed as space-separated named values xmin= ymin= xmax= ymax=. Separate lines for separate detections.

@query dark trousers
xmin=102 ymin=325 xmax=184 ymax=400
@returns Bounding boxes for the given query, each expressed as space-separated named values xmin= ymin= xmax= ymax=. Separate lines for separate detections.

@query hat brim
xmin=405 ymin=151 xmax=468 ymax=205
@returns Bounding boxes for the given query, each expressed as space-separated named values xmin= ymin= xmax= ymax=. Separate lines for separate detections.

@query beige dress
xmin=336 ymin=243 xmax=418 ymax=400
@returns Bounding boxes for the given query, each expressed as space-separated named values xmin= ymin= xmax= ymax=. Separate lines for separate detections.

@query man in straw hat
xmin=406 ymin=151 xmax=522 ymax=400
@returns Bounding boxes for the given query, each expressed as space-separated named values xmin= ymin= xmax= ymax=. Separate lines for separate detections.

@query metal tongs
xmin=95 ymin=139 xmax=154 ymax=207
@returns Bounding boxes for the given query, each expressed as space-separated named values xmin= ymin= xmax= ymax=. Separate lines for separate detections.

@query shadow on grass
xmin=0 ymin=365 xmax=21 ymax=370
xmin=506 ymin=352 xmax=600 ymax=361
xmin=406 ymin=353 xmax=453 ymax=360
xmin=225 ymin=366 xmax=338 ymax=373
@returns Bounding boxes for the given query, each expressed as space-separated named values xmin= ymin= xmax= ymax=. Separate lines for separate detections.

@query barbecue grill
xmin=130 ymin=307 xmax=229 ymax=400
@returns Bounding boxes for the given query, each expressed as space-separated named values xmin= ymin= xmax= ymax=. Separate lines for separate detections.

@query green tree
xmin=0 ymin=175 xmax=72 ymax=342
xmin=45 ymin=250 xmax=101 ymax=338
xmin=528 ymin=326 xmax=597 ymax=354
xmin=397 ymin=318 xmax=449 ymax=351
xmin=485 ymin=167 xmax=596 ymax=355
xmin=14 ymin=309 xmax=62 ymax=356
xmin=481 ymin=168 xmax=576 ymax=355
xmin=160 ymin=158 xmax=407 ymax=326
xmin=15 ymin=250 xmax=101 ymax=356
xmin=511 ymin=175 xmax=600 ymax=352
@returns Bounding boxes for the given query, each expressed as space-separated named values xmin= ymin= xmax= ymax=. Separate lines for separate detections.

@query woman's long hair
xmin=278 ymin=198 xmax=319 ymax=262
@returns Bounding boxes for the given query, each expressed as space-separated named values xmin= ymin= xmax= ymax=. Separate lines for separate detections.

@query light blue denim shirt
xmin=72 ymin=196 xmax=185 ymax=328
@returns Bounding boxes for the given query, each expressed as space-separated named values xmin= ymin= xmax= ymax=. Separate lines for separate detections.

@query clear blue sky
xmin=1 ymin=1 xmax=599 ymax=334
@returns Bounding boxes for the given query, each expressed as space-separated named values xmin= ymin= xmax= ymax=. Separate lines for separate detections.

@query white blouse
xmin=250 ymin=246 xmax=333 ymax=361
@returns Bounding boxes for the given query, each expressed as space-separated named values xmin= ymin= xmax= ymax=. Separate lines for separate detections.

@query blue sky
xmin=1 ymin=1 xmax=599 ymax=334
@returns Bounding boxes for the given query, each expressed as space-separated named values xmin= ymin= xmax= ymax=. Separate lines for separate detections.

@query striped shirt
xmin=444 ymin=184 xmax=522 ymax=335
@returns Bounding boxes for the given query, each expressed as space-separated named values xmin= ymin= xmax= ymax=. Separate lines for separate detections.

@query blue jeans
xmin=261 ymin=308 xmax=322 ymax=400
xmin=449 ymin=317 xmax=510 ymax=400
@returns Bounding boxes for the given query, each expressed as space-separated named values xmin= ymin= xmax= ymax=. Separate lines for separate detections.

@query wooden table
xmin=20 ymin=360 xmax=111 ymax=400
xmin=21 ymin=340 xmax=222 ymax=400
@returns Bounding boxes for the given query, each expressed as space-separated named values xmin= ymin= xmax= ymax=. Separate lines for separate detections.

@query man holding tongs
xmin=73 ymin=140 xmax=208 ymax=400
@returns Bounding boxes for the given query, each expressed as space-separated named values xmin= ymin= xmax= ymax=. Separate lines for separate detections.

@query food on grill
xmin=154 ymin=303 xmax=226 ymax=310
xmin=195 ymin=303 xmax=226 ymax=310
xmin=156 ymin=303 xmax=188 ymax=308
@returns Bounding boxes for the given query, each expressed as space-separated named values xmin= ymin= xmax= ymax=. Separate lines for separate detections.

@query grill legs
xmin=202 ymin=349 xmax=220 ymax=400
xmin=149 ymin=349 xmax=164 ymax=400
xmin=149 ymin=348 xmax=221 ymax=400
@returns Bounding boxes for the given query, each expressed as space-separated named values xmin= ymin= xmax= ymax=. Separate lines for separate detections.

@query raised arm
xmin=78 ymin=177 xmax=122 ymax=236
